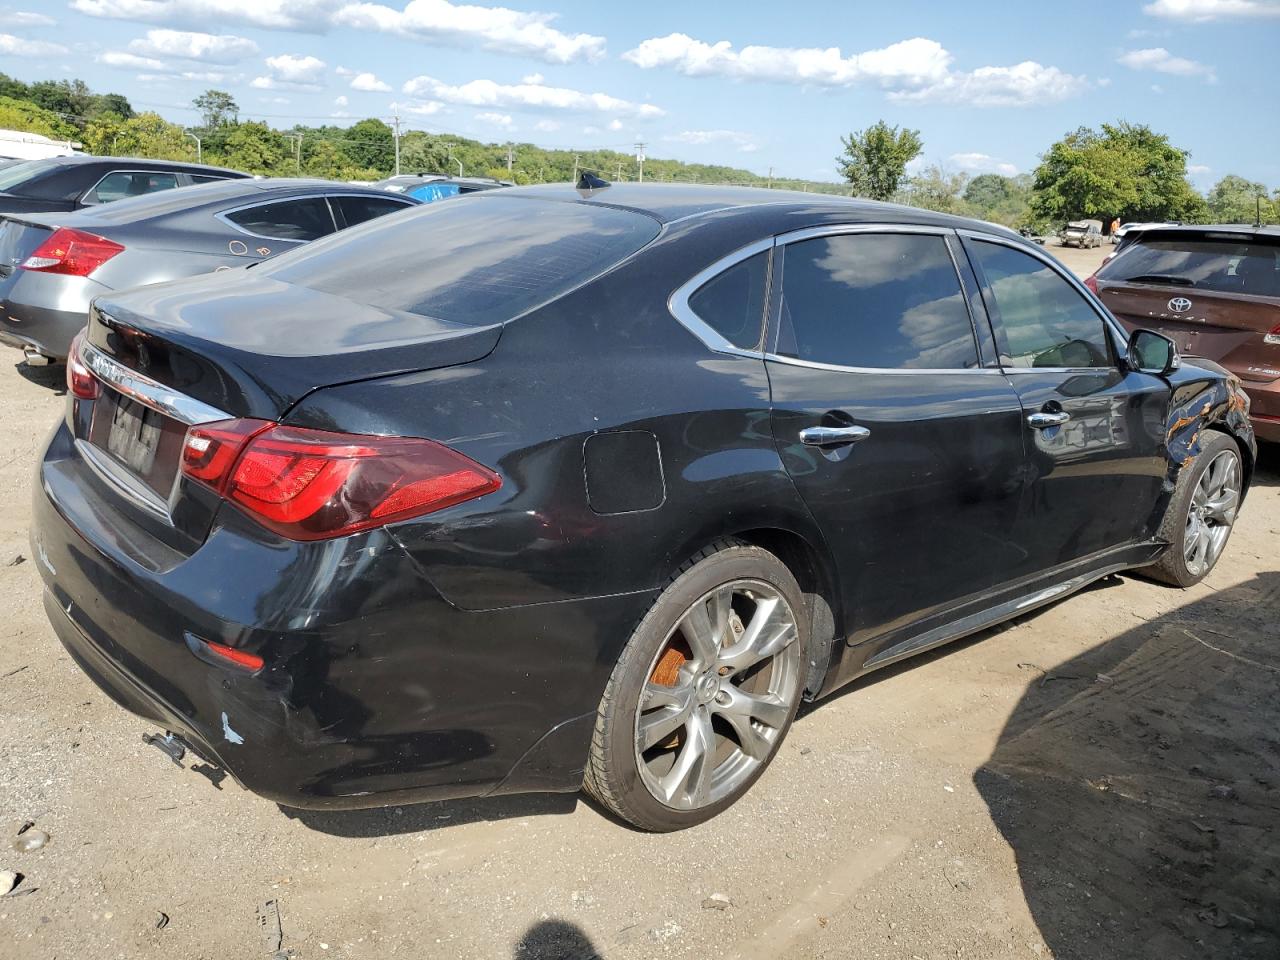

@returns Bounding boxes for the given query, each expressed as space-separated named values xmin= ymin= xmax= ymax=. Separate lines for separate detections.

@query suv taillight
xmin=1083 ymin=273 xmax=1099 ymax=294
xmin=66 ymin=330 xmax=99 ymax=399
xmin=1265 ymin=323 xmax=1280 ymax=346
xmin=181 ymin=420 xmax=502 ymax=540
xmin=22 ymin=227 xmax=124 ymax=276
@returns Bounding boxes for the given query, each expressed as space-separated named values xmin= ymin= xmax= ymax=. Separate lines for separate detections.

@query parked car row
xmin=21 ymin=176 xmax=1256 ymax=831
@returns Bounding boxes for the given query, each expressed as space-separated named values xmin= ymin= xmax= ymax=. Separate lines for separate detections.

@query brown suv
xmin=1088 ymin=224 xmax=1280 ymax=442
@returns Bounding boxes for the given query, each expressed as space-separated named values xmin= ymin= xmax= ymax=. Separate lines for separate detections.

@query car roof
xmin=1125 ymin=223 xmax=1280 ymax=240
xmin=14 ymin=178 xmax=414 ymax=228
xmin=39 ymin=154 xmax=248 ymax=177
xmin=495 ymin=182 xmax=1018 ymax=235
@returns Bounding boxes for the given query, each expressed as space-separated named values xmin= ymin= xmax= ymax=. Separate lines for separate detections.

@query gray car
xmin=0 ymin=178 xmax=419 ymax=362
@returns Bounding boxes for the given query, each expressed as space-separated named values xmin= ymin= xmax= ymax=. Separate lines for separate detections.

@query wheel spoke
xmin=714 ymin=686 xmax=788 ymax=760
xmin=638 ymin=701 xmax=691 ymax=752
xmin=1204 ymin=490 xmax=1239 ymax=523
xmin=1184 ymin=520 xmax=1203 ymax=564
xmin=657 ymin=708 xmax=715 ymax=805
xmin=680 ymin=588 xmax=730 ymax=668
xmin=719 ymin=597 xmax=796 ymax=673
xmin=642 ymin=680 xmax=687 ymax=709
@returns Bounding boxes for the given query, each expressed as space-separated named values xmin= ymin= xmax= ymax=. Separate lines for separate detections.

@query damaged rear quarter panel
xmin=1164 ymin=357 xmax=1256 ymax=494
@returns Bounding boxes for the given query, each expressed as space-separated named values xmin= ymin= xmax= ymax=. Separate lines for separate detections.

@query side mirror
xmin=1128 ymin=329 xmax=1180 ymax=376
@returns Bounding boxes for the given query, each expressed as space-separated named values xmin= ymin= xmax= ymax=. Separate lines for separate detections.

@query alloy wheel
xmin=1184 ymin=448 xmax=1241 ymax=577
xmin=634 ymin=579 xmax=801 ymax=811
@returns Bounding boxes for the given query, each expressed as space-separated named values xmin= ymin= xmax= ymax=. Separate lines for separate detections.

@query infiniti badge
xmin=1168 ymin=297 xmax=1192 ymax=313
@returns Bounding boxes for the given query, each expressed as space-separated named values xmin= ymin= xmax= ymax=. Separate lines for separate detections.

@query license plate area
xmin=88 ymin=389 xmax=189 ymax=501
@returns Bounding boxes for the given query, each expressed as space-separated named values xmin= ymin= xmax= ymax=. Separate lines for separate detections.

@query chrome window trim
xmin=956 ymin=229 xmax=1132 ymax=354
xmin=80 ymin=340 xmax=230 ymax=426
xmin=80 ymin=168 xmax=181 ymax=205
xmin=667 ymin=236 xmax=775 ymax=357
xmin=767 ymin=222 xmax=989 ymax=374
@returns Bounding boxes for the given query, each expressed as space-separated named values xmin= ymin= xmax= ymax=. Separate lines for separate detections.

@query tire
xmin=1142 ymin=431 xmax=1243 ymax=587
xmin=584 ymin=540 xmax=808 ymax=831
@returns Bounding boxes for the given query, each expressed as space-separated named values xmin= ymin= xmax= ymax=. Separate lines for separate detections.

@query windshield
xmin=262 ymin=194 xmax=662 ymax=326
xmin=0 ymin=159 xmax=52 ymax=193
xmin=1098 ymin=234 xmax=1280 ymax=297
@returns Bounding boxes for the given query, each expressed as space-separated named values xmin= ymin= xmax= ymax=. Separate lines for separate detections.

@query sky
xmin=1 ymin=0 xmax=1278 ymax=187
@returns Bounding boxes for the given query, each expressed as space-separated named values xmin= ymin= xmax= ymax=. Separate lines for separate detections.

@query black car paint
xmin=31 ymin=185 xmax=1256 ymax=810
xmin=0 ymin=156 xmax=247 ymax=215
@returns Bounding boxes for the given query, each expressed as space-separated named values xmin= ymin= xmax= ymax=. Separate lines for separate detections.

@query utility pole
xmin=447 ymin=145 xmax=462 ymax=177
xmin=506 ymin=142 xmax=514 ymax=174
xmin=287 ymin=134 xmax=301 ymax=174
xmin=767 ymin=166 xmax=773 ymax=189
xmin=615 ymin=159 xmax=624 ymax=181
xmin=571 ymin=153 xmax=580 ymax=183
xmin=390 ymin=109 xmax=402 ymax=176
xmin=184 ymin=130 xmax=201 ymax=163
xmin=635 ymin=141 xmax=645 ymax=183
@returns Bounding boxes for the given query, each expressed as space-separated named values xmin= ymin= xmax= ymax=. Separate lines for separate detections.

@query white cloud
xmin=332 ymin=0 xmax=605 ymax=63
xmin=98 ymin=49 xmax=165 ymax=69
xmin=8 ymin=10 xmax=57 ymax=26
xmin=1097 ymin=76 xmax=1113 ymax=87
xmin=69 ymin=0 xmax=340 ymax=31
xmin=401 ymin=74 xmax=664 ymax=117
xmin=137 ymin=68 xmax=237 ymax=82
xmin=402 ymin=100 xmax=445 ymax=116
xmin=334 ymin=94 xmax=349 ymax=106
xmin=1151 ymin=83 xmax=1165 ymax=93
xmin=1117 ymin=47 xmax=1216 ymax=80
xmin=663 ymin=128 xmax=759 ymax=152
xmin=349 ymin=71 xmax=391 ymax=92
xmin=1187 ymin=163 xmax=1212 ymax=174
xmin=521 ymin=71 xmax=543 ymax=84
xmin=623 ymin=33 xmax=951 ymax=87
xmin=129 ymin=28 xmax=257 ymax=62
xmin=624 ymin=32 xmax=1085 ymax=107
xmin=261 ymin=95 xmax=290 ymax=104
xmin=533 ymin=118 xmax=559 ymax=131
xmin=0 ymin=33 xmax=67 ymax=56
xmin=475 ymin=110 xmax=513 ymax=128
xmin=1144 ymin=0 xmax=1280 ymax=21
xmin=949 ymin=152 xmax=1019 ymax=176
xmin=891 ymin=61 xmax=1088 ymax=107
xmin=607 ymin=118 xmax=623 ymax=131
xmin=335 ymin=64 xmax=355 ymax=76
xmin=253 ymin=52 xmax=326 ymax=90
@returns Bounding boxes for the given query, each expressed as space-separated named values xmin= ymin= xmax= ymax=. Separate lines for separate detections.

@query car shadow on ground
xmin=976 ymin=571 xmax=1280 ymax=959
xmin=13 ymin=359 xmax=64 ymax=394
xmin=1251 ymin=441 xmax=1279 ymax=487
xmin=280 ymin=789 xmax=581 ymax=837
xmin=512 ymin=919 xmax=602 ymax=959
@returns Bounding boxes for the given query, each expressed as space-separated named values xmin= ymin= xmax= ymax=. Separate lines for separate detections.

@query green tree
xmin=836 ymin=121 xmax=923 ymax=200
xmin=1031 ymin=122 xmax=1208 ymax=226
xmin=1206 ymin=174 xmax=1276 ymax=224
xmin=220 ymin=121 xmax=286 ymax=174
xmin=0 ymin=95 xmax=78 ymax=140
xmin=82 ymin=112 xmax=194 ymax=159
xmin=342 ymin=118 xmax=394 ymax=173
xmin=92 ymin=92 xmax=134 ymax=120
xmin=900 ymin=165 xmax=968 ymax=214
xmin=193 ymin=89 xmax=238 ymax=129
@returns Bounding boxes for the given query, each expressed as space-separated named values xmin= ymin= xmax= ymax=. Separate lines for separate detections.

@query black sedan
xmin=30 ymin=184 xmax=1254 ymax=831
xmin=0 ymin=178 xmax=418 ymax=362
xmin=0 ymin=155 xmax=247 ymax=216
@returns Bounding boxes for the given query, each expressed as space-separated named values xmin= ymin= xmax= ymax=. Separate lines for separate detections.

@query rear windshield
xmin=0 ymin=159 xmax=53 ymax=194
xmin=261 ymin=195 xmax=661 ymax=325
xmin=1099 ymin=233 xmax=1280 ymax=297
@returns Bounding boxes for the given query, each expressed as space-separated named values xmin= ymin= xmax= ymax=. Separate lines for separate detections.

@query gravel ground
xmin=1 ymin=244 xmax=1277 ymax=960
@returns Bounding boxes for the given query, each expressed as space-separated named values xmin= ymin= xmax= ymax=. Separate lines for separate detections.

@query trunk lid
xmin=86 ymin=270 xmax=503 ymax=420
xmin=0 ymin=215 xmax=56 ymax=284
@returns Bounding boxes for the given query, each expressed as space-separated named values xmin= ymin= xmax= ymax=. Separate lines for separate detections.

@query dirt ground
xmin=2 ymin=244 xmax=1277 ymax=960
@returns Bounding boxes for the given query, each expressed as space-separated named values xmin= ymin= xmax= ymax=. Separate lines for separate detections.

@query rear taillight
xmin=66 ymin=330 xmax=99 ymax=399
xmin=1266 ymin=323 xmax=1280 ymax=346
xmin=181 ymin=421 xmax=502 ymax=540
xmin=1083 ymin=273 xmax=1099 ymax=294
xmin=22 ymin=227 xmax=124 ymax=276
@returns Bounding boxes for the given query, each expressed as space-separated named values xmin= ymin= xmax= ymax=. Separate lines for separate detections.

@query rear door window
xmin=687 ymin=251 xmax=769 ymax=349
xmin=776 ymin=232 xmax=979 ymax=369
xmin=86 ymin=171 xmax=179 ymax=204
xmin=262 ymin=195 xmax=661 ymax=326
xmin=225 ymin=197 xmax=337 ymax=241
xmin=331 ymin=194 xmax=414 ymax=228
xmin=1098 ymin=235 xmax=1280 ymax=298
xmin=970 ymin=240 xmax=1113 ymax=369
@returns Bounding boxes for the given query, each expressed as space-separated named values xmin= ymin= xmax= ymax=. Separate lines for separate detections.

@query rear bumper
xmin=33 ymin=419 xmax=652 ymax=809
xmin=0 ymin=271 xmax=105 ymax=359
xmin=1241 ymin=377 xmax=1280 ymax=443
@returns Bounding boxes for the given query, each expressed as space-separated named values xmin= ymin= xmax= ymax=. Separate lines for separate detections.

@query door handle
xmin=1026 ymin=411 xmax=1071 ymax=429
xmin=799 ymin=425 xmax=871 ymax=447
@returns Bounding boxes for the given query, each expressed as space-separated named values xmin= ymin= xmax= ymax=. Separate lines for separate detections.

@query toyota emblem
xmin=1168 ymin=297 xmax=1192 ymax=313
